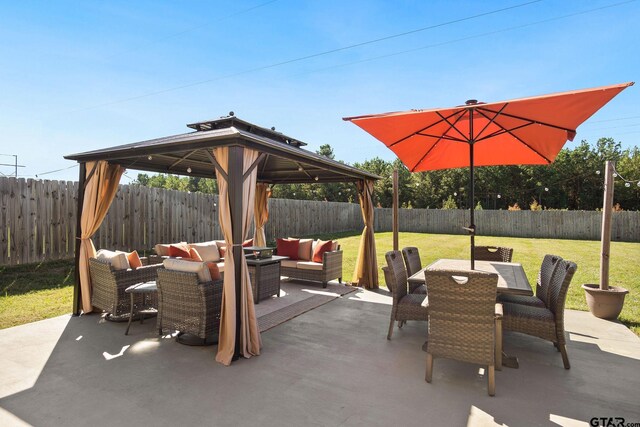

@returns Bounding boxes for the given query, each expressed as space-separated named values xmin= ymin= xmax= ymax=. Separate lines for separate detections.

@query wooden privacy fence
xmin=0 ymin=177 xmax=638 ymax=265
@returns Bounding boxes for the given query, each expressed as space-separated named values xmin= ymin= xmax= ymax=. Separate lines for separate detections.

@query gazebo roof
xmin=65 ymin=115 xmax=380 ymax=184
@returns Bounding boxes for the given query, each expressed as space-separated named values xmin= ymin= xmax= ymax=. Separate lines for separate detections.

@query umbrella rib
xmin=416 ymin=132 xmax=467 ymax=142
xmin=410 ymin=111 xmax=469 ymax=171
xmin=474 ymin=103 xmax=508 ymax=141
xmin=474 ymin=109 xmax=553 ymax=163
xmin=475 ymin=122 xmax=533 ymax=141
xmin=436 ymin=110 xmax=470 ymax=142
xmin=388 ymin=110 xmax=463 ymax=148
xmin=478 ymin=106 xmax=577 ymax=134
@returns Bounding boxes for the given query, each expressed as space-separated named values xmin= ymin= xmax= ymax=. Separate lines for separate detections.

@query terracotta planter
xmin=582 ymin=284 xmax=629 ymax=320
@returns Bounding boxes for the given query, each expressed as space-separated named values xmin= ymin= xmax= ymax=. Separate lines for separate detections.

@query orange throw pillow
xmin=169 ymin=244 xmax=191 ymax=258
xmin=127 ymin=250 xmax=143 ymax=269
xmin=189 ymin=247 xmax=203 ymax=262
xmin=205 ymin=261 xmax=221 ymax=281
xmin=313 ymin=240 xmax=333 ymax=263
xmin=276 ymin=238 xmax=299 ymax=260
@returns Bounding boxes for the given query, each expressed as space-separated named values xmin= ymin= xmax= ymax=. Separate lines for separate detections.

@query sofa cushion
xmin=154 ymin=242 xmax=187 ymax=257
xmin=169 ymin=244 xmax=191 ymax=258
xmin=97 ymin=249 xmax=130 ymax=270
xmin=163 ymin=258 xmax=212 ymax=282
xmin=126 ymin=250 xmax=143 ymax=269
xmin=277 ymin=238 xmax=300 ymax=260
xmin=289 ymin=237 xmax=313 ymax=261
xmin=313 ymin=240 xmax=333 ymax=263
xmin=189 ymin=241 xmax=220 ymax=262
xmin=216 ymin=261 xmax=225 ymax=273
xmin=331 ymin=241 xmax=339 ymax=251
xmin=280 ymin=260 xmax=299 ymax=269
xmin=189 ymin=248 xmax=203 ymax=261
xmin=205 ymin=261 xmax=221 ymax=281
xmin=296 ymin=261 xmax=323 ymax=271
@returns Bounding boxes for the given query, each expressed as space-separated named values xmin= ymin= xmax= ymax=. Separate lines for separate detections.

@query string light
xmin=187 ymin=167 xmax=192 ymax=173
xmin=612 ymin=164 xmax=640 ymax=188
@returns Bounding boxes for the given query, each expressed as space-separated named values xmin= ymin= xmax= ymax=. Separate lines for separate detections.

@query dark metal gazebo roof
xmin=65 ymin=115 xmax=380 ymax=184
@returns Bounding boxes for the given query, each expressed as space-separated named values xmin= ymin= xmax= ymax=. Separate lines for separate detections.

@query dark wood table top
xmin=408 ymin=258 xmax=533 ymax=296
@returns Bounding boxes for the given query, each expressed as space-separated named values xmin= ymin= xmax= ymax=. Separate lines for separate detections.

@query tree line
xmin=133 ymin=138 xmax=640 ymax=211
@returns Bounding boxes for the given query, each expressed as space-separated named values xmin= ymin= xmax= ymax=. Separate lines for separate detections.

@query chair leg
xmin=558 ymin=344 xmax=570 ymax=369
xmin=495 ymin=318 xmax=502 ymax=371
xmin=387 ymin=316 xmax=395 ymax=340
xmin=487 ymin=365 xmax=495 ymax=396
xmin=425 ymin=353 xmax=433 ymax=383
xmin=322 ymin=281 xmax=328 ymax=288
xmin=398 ymin=320 xmax=404 ymax=329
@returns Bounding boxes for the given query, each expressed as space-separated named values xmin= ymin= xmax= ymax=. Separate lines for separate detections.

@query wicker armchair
xmin=424 ymin=269 xmax=500 ymax=396
xmin=499 ymin=254 xmax=562 ymax=308
xmin=156 ymin=268 xmax=223 ymax=345
xmin=384 ymin=251 xmax=428 ymax=340
xmin=89 ymin=257 xmax=161 ymax=319
xmin=401 ymin=247 xmax=426 ymax=294
xmin=474 ymin=246 xmax=513 ymax=262
xmin=502 ymin=260 xmax=578 ymax=369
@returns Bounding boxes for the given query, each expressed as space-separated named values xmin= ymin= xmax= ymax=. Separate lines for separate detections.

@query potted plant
xmin=582 ymin=161 xmax=629 ymax=319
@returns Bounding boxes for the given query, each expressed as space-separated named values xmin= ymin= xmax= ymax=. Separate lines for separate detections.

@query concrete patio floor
xmin=1 ymin=287 xmax=639 ymax=427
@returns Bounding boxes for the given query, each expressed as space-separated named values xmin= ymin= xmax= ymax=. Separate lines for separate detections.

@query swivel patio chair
xmin=424 ymin=269 xmax=501 ymax=396
xmin=474 ymin=246 xmax=513 ymax=263
xmin=502 ymin=259 xmax=578 ymax=369
xmin=384 ymin=250 xmax=428 ymax=340
xmin=401 ymin=247 xmax=426 ymax=294
xmin=89 ymin=257 xmax=161 ymax=320
xmin=156 ymin=268 xmax=223 ymax=345
xmin=499 ymin=254 xmax=562 ymax=308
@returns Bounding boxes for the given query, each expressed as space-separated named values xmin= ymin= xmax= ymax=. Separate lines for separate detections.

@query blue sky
xmin=1 ymin=0 xmax=638 ymax=182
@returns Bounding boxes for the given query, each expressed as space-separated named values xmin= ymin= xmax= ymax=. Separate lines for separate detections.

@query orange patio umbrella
xmin=344 ymin=82 xmax=634 ymax=268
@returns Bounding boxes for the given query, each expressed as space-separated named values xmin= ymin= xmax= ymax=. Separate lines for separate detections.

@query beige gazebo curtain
xmin=78 ymin=161 xmax=125 ymax=312
xmin=254 ymin=183 xmax=271 ymax=247
xmin=213 ymin=147 xmax=262 ymax=366
xmin=352 ymin=179 xmax=378 ymax=289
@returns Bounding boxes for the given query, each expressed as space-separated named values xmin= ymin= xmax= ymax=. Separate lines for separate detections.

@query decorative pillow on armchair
xmin=96 ymin=249 xmax=130 ymax=270
xmin=188 ymin=241 xmax=220 ymax=262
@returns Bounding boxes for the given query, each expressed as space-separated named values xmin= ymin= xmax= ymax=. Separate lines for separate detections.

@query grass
xmin=1 ymin=232 xmax=638 ymax=335
xmin=0 ymin=259 xmax=74 ymax=330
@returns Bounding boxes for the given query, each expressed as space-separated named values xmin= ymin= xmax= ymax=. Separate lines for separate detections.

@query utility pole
xmin=0 ymin=154 xmax=25 ymax=177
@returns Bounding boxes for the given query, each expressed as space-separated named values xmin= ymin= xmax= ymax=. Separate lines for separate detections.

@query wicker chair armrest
xmin=140 ymin=256 xmax=150 ymax=266
xmin=112 ymin=263 xmax=160 ymax=284
xmin=495 ymin=303 xmax=503 ymax=319
xmin=323 ymin=250 xmax=343 ymax=268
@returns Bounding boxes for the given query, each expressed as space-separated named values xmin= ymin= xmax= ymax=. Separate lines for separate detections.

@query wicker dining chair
xmin=384 ymin=251 xmax=428 ymax=340
xmin=89 ymin=257 xmax=161 ymax=320
xmin=474 ymin=246 xmax=513 ymax=263
xmin=499 ymin=254 xmax=562 ymax=308
xmin=424 ymin=269 xmax=501 ymax=396
xmin=401 ymin=247 xmax=426 ymax=294
xmin=156 ymin=268 xmax=223 ymax=345
xmin=502 ymin=259 xmax=578 ymax=369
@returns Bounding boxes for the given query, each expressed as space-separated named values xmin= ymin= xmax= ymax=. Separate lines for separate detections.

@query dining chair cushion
xmin=498 ymin=294 xmax=545 ymax=308
xmin=502 ymin=302 xmax=556 ymax=339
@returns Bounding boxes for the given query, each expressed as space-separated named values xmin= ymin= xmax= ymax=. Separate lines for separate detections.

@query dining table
xmin=412 ymin=258 xmax=534 ymax=369
xmin=408 ymin=258 xmax=533 ymax=296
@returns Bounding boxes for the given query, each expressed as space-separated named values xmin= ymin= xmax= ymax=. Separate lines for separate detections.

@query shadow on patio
xmin=1 ymin=287 xmax=639 ymax=427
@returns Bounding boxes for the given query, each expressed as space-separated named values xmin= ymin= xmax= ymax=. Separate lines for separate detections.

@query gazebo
xmin=64 ymin=115 xmax=380 ymax=365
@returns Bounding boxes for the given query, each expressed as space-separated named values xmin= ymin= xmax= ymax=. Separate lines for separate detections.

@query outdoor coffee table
xmin=245 ymin=255 xmax=288 ymax=304
xmin=124 ymin=281 xmax=158 ymax=335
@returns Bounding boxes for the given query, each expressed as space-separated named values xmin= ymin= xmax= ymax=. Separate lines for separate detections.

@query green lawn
xmin=1 ymin=232 xmax=638 ymax=335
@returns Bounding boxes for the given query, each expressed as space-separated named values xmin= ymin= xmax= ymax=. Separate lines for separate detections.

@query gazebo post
xmin=72 ymin=162 xmax=86 ymax=316
xmin=228 ymin=145 xmax=244 ymax=360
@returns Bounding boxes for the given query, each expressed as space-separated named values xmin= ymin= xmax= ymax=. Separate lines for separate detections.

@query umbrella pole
xmin=468 ymin=105 xmax=476 ymax=270
xmin=469 ymin=142 xmax=475 ymax=270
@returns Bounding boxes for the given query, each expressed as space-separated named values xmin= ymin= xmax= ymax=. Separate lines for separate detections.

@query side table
xmin=124 ymin=281 xmax=158 ymax=335
xmin=246 ymin=255 xmax=288 ymax=304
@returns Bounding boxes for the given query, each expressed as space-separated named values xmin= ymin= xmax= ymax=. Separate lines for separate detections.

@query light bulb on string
xmin=625 ymin=182 xmax=631 ymax=187
xmin=613 ymin=173 xmax=618 ymax=177
xmin=595 ymin=170 xmax=601 ymax=175
xmin=187 ymin=167 xmax=192 ymax=173
xmin=544 ymin=187 xmax=549 ymax=192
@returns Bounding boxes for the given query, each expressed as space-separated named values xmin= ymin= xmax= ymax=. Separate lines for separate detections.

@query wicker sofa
xmin=278 ymin=238 xmax=343 ymax=288
xmin=89 ymin=256 xmax=162 ymax=319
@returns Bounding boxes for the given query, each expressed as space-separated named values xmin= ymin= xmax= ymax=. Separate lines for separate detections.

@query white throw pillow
xmin=163 ymin=258 xmax=212 ymax=283
xmin=96 ymin=249 xmax=130 ymax=270
xmin=188 ymin=241 xmax=220 ymax=262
